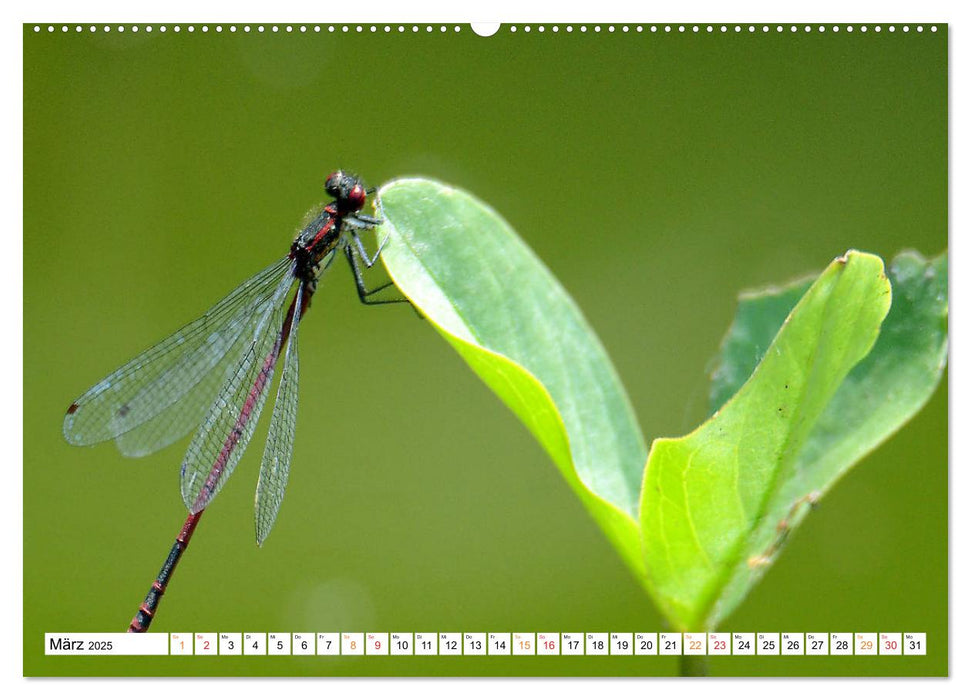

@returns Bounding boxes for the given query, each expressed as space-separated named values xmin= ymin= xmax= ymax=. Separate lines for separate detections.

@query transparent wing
xmin=180 ymin=272 xmax=296 ymax=513
xmin=255 ymin=284 xmax=303 ymax=545
xmin=113 ymin=326 xmax=255 ymax=457
xmin=64 ymin=257 xmax=294 ymax=450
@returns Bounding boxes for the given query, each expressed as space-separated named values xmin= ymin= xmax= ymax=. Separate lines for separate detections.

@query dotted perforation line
xmin=506 ymin=24 xmax=938 ymax=34
xmin=31 ymin=24 xmax=465 ymax=34
xmin=32 ymin=23 xmax=940 ymax=35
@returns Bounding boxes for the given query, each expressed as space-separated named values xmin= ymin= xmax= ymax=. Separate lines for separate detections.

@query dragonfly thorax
xmin=291 ymin=217 xmax=340 ymax=285
xmin=290 ymin=171 xmax=378 ymax=285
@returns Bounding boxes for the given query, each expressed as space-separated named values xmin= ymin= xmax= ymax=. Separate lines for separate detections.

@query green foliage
xmin=377 ymin=178 xmax=648 ymax=577
xmin=681 ymin=250 xmax=948 ymax=630
xmin=376 ymin=178 xmax=948 ymax=633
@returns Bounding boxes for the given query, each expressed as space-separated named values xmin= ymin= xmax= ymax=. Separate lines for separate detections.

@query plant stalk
xmin=679 ymin=654 xmax=709 ymax=677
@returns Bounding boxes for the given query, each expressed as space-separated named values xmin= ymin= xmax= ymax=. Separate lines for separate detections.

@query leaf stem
xmin=679 ymin=655 xmax=709 ymax=677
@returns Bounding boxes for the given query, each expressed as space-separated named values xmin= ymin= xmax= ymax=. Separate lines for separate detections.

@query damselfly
xmin=63 ymin=171 xmax=404 ymax=632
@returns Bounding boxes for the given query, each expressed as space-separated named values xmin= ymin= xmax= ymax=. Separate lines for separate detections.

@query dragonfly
xmin=63 ymin=171 xmax=406 ymax=632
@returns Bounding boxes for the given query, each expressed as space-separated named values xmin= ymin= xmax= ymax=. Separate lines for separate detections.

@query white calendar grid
xmin=44 ymin=632 xmax=927 ymax=657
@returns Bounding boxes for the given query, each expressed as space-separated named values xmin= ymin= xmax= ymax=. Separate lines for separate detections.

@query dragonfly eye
xmin=346 ymin=183 xmax=367 ymax=211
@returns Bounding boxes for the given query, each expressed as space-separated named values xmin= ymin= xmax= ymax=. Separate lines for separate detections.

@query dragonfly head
xmin=325 ymin=170 xmax=368 ymax=214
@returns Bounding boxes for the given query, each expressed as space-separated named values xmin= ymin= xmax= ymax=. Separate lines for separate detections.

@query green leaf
xmin=641 ymin=251 xmax=892 ymax=630
xmin=707 ymin=276 xmax=814 ymax=415
xmin=700 ymin=250 xmax=948 ymax=629
xmin=641 ymin=250 xmax=948 ymax=631
xmin=376 ymin=178 xmax=649 ymax=577
xmin=373 ymin=177 xmax=947 ymax=635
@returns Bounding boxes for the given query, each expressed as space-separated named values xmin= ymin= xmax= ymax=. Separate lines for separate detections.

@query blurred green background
xmin=23 ymin=23 xmax=947 ymax=676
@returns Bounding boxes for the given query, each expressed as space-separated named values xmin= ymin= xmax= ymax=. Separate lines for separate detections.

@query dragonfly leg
xmin=350 ymin=213 xmax=382 ymax=226
xmin=343 ymin=245 xmax=412 ymax=307
xmin=350 ymin=230 xmax=390 ymax=269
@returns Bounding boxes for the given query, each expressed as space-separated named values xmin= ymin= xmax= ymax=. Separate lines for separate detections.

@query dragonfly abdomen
xmin=190 ymin=324 xmax=287 ymax=513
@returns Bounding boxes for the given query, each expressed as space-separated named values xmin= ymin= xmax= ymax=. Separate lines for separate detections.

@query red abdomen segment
xmin=190 ymin=339 xmax=284 ymax=512
xmin=128 ymin=510 xmax=203 ymax=632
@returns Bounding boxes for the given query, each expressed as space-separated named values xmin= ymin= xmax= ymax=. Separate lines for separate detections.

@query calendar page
xmin=23 ymin=17 xmax=947 ymax=678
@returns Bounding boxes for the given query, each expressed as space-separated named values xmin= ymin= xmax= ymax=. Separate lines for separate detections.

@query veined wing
xmin=113 ymin=322 xmax=257 ymax=457
xmin=64 ymin=257 xmax=294 ymax=450
xmin=255 ymin=283 xmax=304 ymax=545
xmin=180 ymin=272 xmax=296 ymax=513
